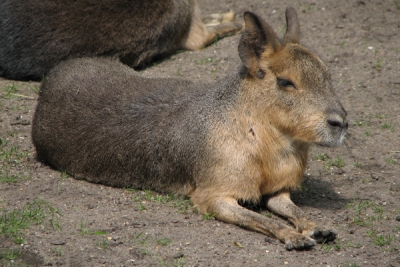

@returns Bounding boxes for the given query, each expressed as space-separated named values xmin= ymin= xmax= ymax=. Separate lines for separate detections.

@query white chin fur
xmin=320 ymin=130 xmax=347 ymax=147
xmin=338 ymin=131 xmax=346 ymax=145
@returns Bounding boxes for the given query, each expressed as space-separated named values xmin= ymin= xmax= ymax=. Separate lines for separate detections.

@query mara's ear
xmin=238 ymin=11 xmax=281 ymax=79
xmin=283 ymin=7 xmax=300 ymax=44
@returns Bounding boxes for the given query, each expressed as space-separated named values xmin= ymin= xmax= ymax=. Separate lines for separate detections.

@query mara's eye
xmin=277 ymin=78 xmax=296 ymax=89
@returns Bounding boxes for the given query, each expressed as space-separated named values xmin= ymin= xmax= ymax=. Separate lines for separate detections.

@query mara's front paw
xmin=285 ymin=233 xmax=316 ymax=250
xmin=309 ymin=227 xmax=337 ymax=243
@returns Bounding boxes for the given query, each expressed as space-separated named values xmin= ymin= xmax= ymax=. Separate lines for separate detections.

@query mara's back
xmin=32 ymin=58 xmax=215 ymax=194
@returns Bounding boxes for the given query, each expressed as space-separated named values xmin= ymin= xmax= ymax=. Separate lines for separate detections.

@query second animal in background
xmin=0 ymin=0 xmax=242 ymax=81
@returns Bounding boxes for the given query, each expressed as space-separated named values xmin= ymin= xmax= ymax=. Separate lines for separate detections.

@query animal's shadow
xmin=241 ymin=175 xmax=349 ymax=212
xmin=291 ymin=175 xmax=349 ymax=210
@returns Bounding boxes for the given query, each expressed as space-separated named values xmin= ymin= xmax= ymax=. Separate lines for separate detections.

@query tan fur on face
xmin=256 ymin=44 xmax=339 ymax=144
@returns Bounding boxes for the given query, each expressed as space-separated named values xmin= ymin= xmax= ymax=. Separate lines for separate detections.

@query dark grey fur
xmin=0 ymin=0 xmax=224 ymax=81
xmin=32 ymin=57 xmax=240 ymax=192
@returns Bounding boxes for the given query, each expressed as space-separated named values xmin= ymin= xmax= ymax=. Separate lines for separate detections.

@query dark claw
xmin=285 ymin=241 xmax=294 ymax=250
xmin=294 ymin=240 xmax=304 ymax=249
xmin=312 ymin=228 xmax=322 ymax=237
xmin=323 ymin=229 xmax=337 ymax=241
xmin=285 ymin=237 xmax=316 ymax=250
xmin=304 ymin=239 xmax=317 ymax=248
xmin=309 ymin=228 xmax=337 ymax=243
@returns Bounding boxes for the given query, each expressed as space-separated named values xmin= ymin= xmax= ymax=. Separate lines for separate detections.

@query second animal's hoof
xmin=309 ymin=228 xmax=337 ymax=243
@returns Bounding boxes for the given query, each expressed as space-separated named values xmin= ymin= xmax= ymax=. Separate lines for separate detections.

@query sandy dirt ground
xmin=1 ymin=0 xmax=400 ymax=266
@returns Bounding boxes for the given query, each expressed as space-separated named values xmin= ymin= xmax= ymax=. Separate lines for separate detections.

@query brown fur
xmin=0 ymin=0 xmax=241 ymax=81
xmin=32 ymin=8 xmax=348 ymax=250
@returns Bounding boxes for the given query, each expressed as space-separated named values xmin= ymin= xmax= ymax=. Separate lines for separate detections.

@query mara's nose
xmin=327 ymin=108 xmax=348 ymax=130
xmin=327 ymin=118 xmax=348 ymax=129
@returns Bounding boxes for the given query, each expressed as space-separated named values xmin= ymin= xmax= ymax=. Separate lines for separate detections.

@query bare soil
xmin=1 ymin=0 xmax=400 ymax=266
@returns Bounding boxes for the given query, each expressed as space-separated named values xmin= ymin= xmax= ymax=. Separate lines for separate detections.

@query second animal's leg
xmin=202 ymin=10 xmax=237 ymax=25
xmin=193 ymin=195 xmax=317 ymax=250
xmin=203 ymin=21 xmax=243 ymax=45
xmin=265 ymin=190 xmax=336 ymax=243
xmin=181 ymin=0 xmax=242 ymax=50
xmin=202 ymin=10 xmax=243 ymax=42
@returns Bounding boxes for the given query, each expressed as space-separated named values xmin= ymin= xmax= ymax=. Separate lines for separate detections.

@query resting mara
xmin=32 ymin=8 xmax=348 ymax=250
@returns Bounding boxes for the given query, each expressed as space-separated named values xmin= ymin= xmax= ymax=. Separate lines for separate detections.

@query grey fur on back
xmin=32 ymin=57 xmax=241 ymax=194
xmin=0 ymin=0 xmax=190 ymax=80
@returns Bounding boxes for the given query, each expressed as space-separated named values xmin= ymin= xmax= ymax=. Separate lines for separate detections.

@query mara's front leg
xmin=195 ymin=196 xmax=316 ymax=250
xmin=266 ymin=190 xmax=336 ymax=244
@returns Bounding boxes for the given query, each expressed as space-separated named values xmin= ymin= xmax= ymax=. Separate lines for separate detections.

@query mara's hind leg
xmin=266 ymin=190 xmax=336 ymax=244
xmin=192 ymin=194 xmax=316 ymax=250
xmin=202 ymin=10 xmax=237 ymax=26
xmin=180 ymin=0 xmax=242 ymax=50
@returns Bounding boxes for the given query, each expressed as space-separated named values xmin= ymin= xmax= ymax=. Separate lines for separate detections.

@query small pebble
xmin=390 ymin=184 xmax=400 ymax=192
xmin=173 ymin=253 xmax=184 ymax=259
xmin=50 ymin=240 xmax=66 ymax=245
xmin=396 ymin=215 xmax=400 ymax=222
xmin=265 ymin=237 xmax=276 ymax=243
xmin=332 ymin=168 xmax=344 ymax=174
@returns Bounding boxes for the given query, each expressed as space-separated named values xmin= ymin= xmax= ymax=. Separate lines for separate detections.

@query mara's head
xmin=238 ymin=7 xmax=348 ymax=147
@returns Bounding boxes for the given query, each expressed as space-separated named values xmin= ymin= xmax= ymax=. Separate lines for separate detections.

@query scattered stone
xmin=110 ymin=240 xmax=123 ymax=247
xmin=370 ymin=173 xmax=383 ymax=181
xmin=112 ymin=236 xmax=121 ymax=241
xmin=396 ymin=215 xmax=400 ymax=222
xmin=132 ymin=222 xmax=143 ymax=228
xmin=265 ymin=237 xmax=277 ymax=243
xmin=50 ymin=240 xmax=66 ymax=245
xmin=86 ymin=204 xmax=96 ymax=209
xmin=332 ymin=168 xmax=345 ymax=175
xmin=390 ymin=184 xmax=400 ymax=192
xmin=129 ymin=248 xmax=145 ymax=260
xmin=173 ymin=253 xmax=184 ymax=259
